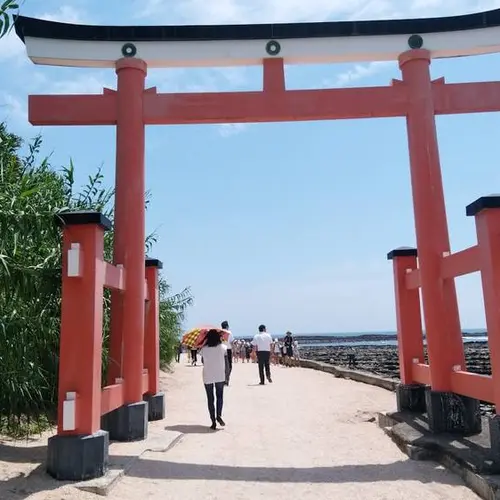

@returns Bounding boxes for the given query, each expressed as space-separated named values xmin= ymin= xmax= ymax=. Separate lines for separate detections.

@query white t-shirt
xmin=200 ymin=344 xmax=227 ymax=384
xmin=224 ymin=330 xmax=234 ymax=349
xmin=252 ymin=332 xmax=273 ymax=352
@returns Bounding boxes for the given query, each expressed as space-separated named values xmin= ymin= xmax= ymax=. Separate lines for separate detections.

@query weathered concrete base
xmin=425 ymin=388 xmax=482 ymax=435
xmin=378 ymin=411 xmax=500 ymax=500
xmin=144 ymin=392 xmax=166 ymax=421
xmin=101 ymin=401 xmax=148 ymax=442
xmin=46 ymin=430 xmax=109 ymax=481
xmin=75 ymin=429 xmax=183 ymax=496
xmin=396 ymin=383 xmax=426 ymax=413
xmin=300 ymin=359 xmax=397 ymax=391
xmin=489 ymin=415 xmax=500 ymax=464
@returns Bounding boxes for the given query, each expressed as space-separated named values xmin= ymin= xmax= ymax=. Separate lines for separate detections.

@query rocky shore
xmin=300 ymin=342 xmax=495 ymax=414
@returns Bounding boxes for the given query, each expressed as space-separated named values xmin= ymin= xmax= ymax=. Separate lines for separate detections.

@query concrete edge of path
xmin=300 ymin=359 xmax=398 ymax=392
xmin=74 ymin=430 xmax=184 ymax=496
xmin=378 ymin=411 xmax=500 ymax=500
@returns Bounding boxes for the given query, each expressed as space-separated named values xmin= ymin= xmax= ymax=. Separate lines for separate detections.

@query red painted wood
xmin=440 ymin=245 xmax=480 ymax=279
xmin=433 ymin=81 xmax=500 ymax=115
xmin=143 ymin=86 xmax=409 ymax=124
xmin=29 ymin=94 xmax=117 ymax=125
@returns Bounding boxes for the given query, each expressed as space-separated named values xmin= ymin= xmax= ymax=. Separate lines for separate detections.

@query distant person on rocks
xmin=221 ymin=320 xmax=234 ymax=386
xmin=347 ymin=349 xmax=357 ymax=369
xmin=252 ymin=325 xmax=273 ymax=385
xmin=283 ymin=331 xmax=294 ymax=367
xmin=200 ymin=329 xmax=228 ymax=430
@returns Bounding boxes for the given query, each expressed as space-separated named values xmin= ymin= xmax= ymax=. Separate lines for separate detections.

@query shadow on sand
xmin=122 ymin=458 xmax=463 ymax=485
xmin=165 ymin=425 xmax=220 ymax=434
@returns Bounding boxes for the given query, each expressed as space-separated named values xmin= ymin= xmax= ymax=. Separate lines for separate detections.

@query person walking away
xmin=191 ymin=347 xmax=198 ymax=366
xmin=221 ymin=320 xmax=234 ymax=386
xmin=175 ymin=342 xmax=182 ymax=363
xmin=271 ymin=338 xmax=280 ymax=365
xmin=252 ymin=325 xmax=273 ymax=385
xmin=283 ymin=331 xmax=294 ymax=367
xmin=199 ymin=329 xmax=228 ymax=430
xmin=293 ymin=340 xmax=301 ymax=367
xmin=245 ymin=342 xmax=252 ymax=363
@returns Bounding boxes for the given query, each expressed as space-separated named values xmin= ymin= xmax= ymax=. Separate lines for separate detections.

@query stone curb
xmin=300 ymin=359 xmax=398 ymax=392
xmin=74 ymin=430 xmax=183 ymax=496
xmin=377 ymin=411 xmax=500 ymax=500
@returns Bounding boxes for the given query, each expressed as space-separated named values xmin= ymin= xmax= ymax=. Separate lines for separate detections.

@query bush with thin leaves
xmin=0 ymin=123 xmax=192 ymax=435
xmin=0 ymin=0 xmax=18 ymax=39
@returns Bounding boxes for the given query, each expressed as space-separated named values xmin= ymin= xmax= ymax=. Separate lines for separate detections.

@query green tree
xmin=0 ymin=122 xmax=191 ymax=434
xmin=0 ymin=0 xmax=18 ymax=39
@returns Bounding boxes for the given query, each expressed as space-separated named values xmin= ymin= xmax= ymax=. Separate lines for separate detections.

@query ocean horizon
xmin=234 ymin=328 xmax=488 ymax=347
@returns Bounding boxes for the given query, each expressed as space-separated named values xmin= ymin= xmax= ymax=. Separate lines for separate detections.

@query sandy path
xmin=104 ymin=357 xmax=479 ymax=500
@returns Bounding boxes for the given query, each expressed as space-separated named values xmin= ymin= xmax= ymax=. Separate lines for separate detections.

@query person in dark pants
xmin=252 ymin=324 xmax=273 ymax=385
xmin=221 ymin=320 xmax=234 ymax=385
xmin=199 ymin=329 xmax=228 ymax=430
xmin=283 ymin=331 xmax=294 ymax=367
xmin=191 ymin=348 xmax=198 ymax=366
xmin=175 ymin=342 xmax=182 ymax=363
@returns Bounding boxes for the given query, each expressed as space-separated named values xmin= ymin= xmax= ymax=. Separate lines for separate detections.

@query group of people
xmin=231 ymin=335 xmax=301 ymax=367
xmin=179 ymin=322 xmax=300 ymax=430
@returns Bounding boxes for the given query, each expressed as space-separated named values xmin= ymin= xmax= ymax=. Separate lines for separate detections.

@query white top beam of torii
xmin=14 ymin=9 xmax=500 ymax=69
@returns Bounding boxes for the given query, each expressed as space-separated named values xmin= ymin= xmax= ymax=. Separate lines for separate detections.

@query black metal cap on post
xmin=466 ymin=195 xmax=500 ymax=217
xmin=55 ymin=210 xmax=112 ymax=231
xmin=145 ymin=257 xmax=163 ymax=269
xmin=387 ymin=247 xmax=418 ymax=260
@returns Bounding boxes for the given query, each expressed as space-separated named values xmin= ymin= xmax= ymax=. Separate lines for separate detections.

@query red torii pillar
xmin=389 ymin=50 xmax=477 ymax=434
xmin=101 ymin=58 xmax=166 ymax=441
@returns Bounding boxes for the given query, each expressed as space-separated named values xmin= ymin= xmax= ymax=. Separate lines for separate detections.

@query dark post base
xmin=425 ymin=388 xmax=481 ymax=435
xmin=489 ymin=415 xmax=500 ymax=464
xmin=144 ymin=392 xmax=166 ymax=421
xmin=396 ymin=383 xmax=427 ymax=413
xmin=101 ymin=401 xmax=148 ymax=442
xmin=47 ymin=430 xmax=109 ymax=481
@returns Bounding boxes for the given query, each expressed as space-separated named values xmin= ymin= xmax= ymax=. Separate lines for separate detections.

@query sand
xmin=0 ymin=357 xmax=480 ymax=499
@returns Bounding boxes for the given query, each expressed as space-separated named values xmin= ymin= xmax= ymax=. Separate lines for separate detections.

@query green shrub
xmin=0 ymin=123 xmax=191 ymax=435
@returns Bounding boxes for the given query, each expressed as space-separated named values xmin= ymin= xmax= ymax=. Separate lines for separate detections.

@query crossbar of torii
xmin=13 ymin=9 xmax=500 ymax=481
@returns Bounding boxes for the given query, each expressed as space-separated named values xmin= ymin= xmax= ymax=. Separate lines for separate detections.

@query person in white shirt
xmin=199 ymin=329 xmax=228 ymax=430
xmin=252 ymin=324 xmax=273 ymax=385
xmin=221 ymin=320 xmax=234 ymax=386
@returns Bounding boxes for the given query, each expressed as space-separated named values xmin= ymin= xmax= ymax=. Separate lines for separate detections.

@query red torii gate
xmin=14 ymin=9 xmax=500 ymax=480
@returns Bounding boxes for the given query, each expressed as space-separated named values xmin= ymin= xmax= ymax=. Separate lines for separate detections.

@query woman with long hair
xmin=199 ymin=329 xmax=228 ymax=430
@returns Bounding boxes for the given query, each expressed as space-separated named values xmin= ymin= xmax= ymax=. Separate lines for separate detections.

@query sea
xmin=236 ymin=329 xmax=488 ymax=347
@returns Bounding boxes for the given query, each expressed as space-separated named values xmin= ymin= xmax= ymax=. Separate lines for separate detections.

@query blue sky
xmin=2 ymin=0 xmax=500 ymax=336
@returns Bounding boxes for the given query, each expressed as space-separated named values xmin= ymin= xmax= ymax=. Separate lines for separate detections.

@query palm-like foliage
xmin=0 ymin=0 xmax=18 ymax=39
xmin=0 ymin=123 xmax=192 ymax=434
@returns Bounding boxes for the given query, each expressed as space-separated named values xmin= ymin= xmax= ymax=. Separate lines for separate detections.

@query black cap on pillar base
xmin=145 ymin=257 xmax=163 ymax=269
xmin=387 ymin=247 xmax=418 ymax=260
xmin=466 ymin=195 xmax=500 ymax=217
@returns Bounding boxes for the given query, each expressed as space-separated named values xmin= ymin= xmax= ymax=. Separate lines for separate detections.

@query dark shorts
xmin=285 ymin=347 xmax=293 ymax=357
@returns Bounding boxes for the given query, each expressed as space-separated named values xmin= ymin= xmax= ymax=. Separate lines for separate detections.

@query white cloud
xmin=51 ymin=74 xmax=114 ymax=94
xmin=219 ymin=123 xmax=248 ymax=137
xmin=140 ymin=0 xmax=500 ymax=24
xmin=38 ymin=6 xmax=86 ymax=24
xmin=0 ymin=5 xmax=87 ymax=64
xmin=330 ymin=61 xmax=395 ymax=87
xmin=0 ymin=93 xmax=28 ymax=125
xmin=0 ymin=29 xmax=26 ymax=63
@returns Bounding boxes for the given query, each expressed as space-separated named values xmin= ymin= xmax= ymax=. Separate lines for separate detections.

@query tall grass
xmin=0 ymin=123 xmax=192 ymax=435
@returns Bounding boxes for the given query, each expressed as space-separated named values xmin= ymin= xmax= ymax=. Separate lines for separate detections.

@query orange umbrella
xmin=181 ymin=326 xmax=229 ymax=349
